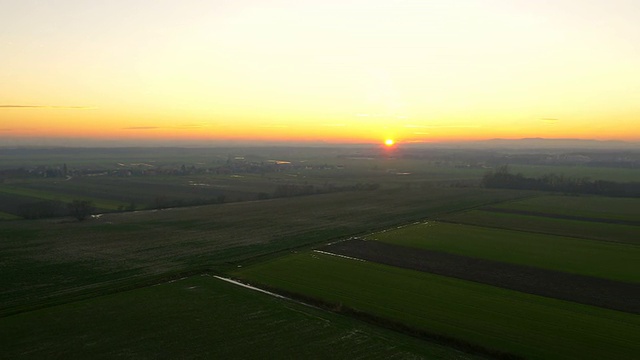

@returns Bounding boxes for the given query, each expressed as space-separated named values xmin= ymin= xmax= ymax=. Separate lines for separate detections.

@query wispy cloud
xmin=0 ymin=105 xmax=96 ymax=109
xmin=405 ymin=124 xmax=481 ymax=129
xmin=0 ymin=128 xmax=13 ymax=132
xmin=541 ymin=118 xmax=559 ymax=123
xmin=124 ymin=123 xmax=210 ymax=130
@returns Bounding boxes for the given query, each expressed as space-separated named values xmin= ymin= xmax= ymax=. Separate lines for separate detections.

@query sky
xmin=1 ymin=0 xmax=640 ymax=145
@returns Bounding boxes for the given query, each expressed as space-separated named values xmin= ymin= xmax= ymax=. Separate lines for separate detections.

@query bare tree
xmin=68 ymin=200 xmax=95 ymax=221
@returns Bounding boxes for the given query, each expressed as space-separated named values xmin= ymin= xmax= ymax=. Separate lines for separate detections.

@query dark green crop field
xmin=508 ymin=165 xmax=640 ymax=183
xmin=232 ymin=252 xmax=640 ymax=360
xmin=367 ymin=222 xmax=640 ymax=282
xmin=440 ymin=209 xmax=640 ymax=244
xmin=0 ymin=211 xmax=20 ymax=220
xmin=1 ymin=275 xmax=477 ymax=360
xmin=0 ymin=183 xmax=124 ymax=211
xmin=488 ymin=195 xmax=640 ymax=222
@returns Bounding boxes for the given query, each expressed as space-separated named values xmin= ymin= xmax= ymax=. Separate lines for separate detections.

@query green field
xmin=441 ymin=209 xmax=640 ymax=244
xmin=509 ymin=164 xmax=640 ymax=182
xmin=0 ymin=184 xmax=123 ymax=210
xmin=233 ymin=252 xmax=639 ymax=360
xmin=0 ymin=211 xmax=20 ymax=220
xmin=367 ymin=222 xmax=639 ymax=282
xmin=0 ymin=174 xmax=274 ymax=216
xmin=489 ymin=195 xmax=640 ymax=222
xmin=1 ymin=275 xmax=476 ymax=359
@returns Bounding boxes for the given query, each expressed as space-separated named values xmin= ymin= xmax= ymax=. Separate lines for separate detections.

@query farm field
xmin=508 ymin=164 xmax=640 ymax=182
xmin=3 ymin=146 xmax=637 ymax=220
xmin=367 ymin=222 xmax=639 ymax=282
xmin=1 ymin=175 xmax=249 ymax=212
xmin=231 ymin=192 xmax=639 ymax=359
xmin=0 ymin=183 xmax=124 ymax=211
xmin=0 ymin=148 xmax=492 ymax=218
xmin=232 ymin=252 xmax=640 ymax=360
xmin=0 ymin=187 xmax=530 ymax=316
xmin=320 ymin=239 xmax=638 ymax=313
xmin=440 ymin=209 xmax=640 ymax=244
xmin=486 ymin=195 xmax=640 ymax=222
xmin=0 ymin=275 xmax=475 ymax=360
xmin=0 ymin=211 xmax=20 ymax=220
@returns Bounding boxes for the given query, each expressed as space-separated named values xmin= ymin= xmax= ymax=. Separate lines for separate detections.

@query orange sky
xmin=2 ymin=0 xmax=639 ymax=145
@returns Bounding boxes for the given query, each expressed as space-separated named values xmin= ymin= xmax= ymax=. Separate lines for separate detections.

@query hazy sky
xmin=2 ymin=0 xmax=639 ymax=144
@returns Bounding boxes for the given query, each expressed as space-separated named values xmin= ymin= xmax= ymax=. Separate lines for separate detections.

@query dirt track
xmin=320 ymin=239 xmax=639 ymax=314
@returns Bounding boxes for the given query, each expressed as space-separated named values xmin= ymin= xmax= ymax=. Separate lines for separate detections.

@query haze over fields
xmin=2 ymin=0 xmax=640 ymax=146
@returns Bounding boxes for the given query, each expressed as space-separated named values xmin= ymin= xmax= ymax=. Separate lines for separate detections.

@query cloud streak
xmin=123 ymin=123 xmax=210 ymax=130
xmin=405 ymin=124 xmax=481 ymax=129
xmin=123 ymin=126 xmax=160 ymax=130
xmin=0 ymin=105 xmax=96 ymax=109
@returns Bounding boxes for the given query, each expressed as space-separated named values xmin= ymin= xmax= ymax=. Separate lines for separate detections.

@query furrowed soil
xmin=320 ymin=239 xmax=640 ymax=313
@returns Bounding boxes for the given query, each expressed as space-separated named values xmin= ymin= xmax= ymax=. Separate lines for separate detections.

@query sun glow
xmin=1 ymin=1 xmax=640 ymax=144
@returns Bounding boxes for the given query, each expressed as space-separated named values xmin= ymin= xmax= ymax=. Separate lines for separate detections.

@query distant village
xmin=0 ymin=156 xmax=340 ymax=181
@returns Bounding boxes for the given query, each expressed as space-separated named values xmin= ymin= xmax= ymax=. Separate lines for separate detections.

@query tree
xmin=68 ymin=200 xmax=95 ymax=221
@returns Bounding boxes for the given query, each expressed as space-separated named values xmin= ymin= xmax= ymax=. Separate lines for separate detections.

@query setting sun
xmin=384 ymin=139 xmax=395 ymax=146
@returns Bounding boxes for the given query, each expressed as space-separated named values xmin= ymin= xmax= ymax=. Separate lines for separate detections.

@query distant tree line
xmin=482 ymin=166 xmax=640 ymax=197
xmin=152 ymin=194 xmax=227 ymax=209
xmin=272 ymin=182 xmax=380 ymax=198
xmin=18 ymin=200 xmax=68 ymax=219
